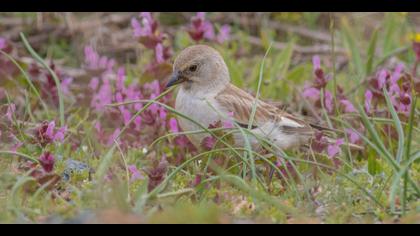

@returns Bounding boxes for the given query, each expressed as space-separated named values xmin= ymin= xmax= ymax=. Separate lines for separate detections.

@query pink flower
xmin=311 ymin=131 xmax=328 ymax=153
xmin=54 ymin=126 xmax=67 ymax=142
xmin=107 ymin=128 xmax=121 ymax=146
xmin=324 ymin=91 xmax=334 ymax=113
xmin=223 ymin=111 xmax=235 ymax=129
xmin=116 ymin=67 xmax=126 ymax=91
xmin=89 ymin=77 xmax=100 ymax=90
xmin=131 ymin=12 xmax=161 ymax=49
xmin=188 ymin=12 xmax=215 ymax=42
xmin=84 ymin=46 xmax=114 ymax=71
xmin=201 ymin=136 xmax=217 ymax=151
xmin=5 ymin=103 xmax=16 ymax=122
xmin=155 ymin=43 xmax=164 ymax=64
xmin=84 ymin=46 xmax=99 ymax=69
xmin=169 ymin=118 xmax=179 ymax=133
xmin=346 ymin=128 xmax=361 ymax=144
xmin=9 ymin=133 xmax=23 ymax=152
xmin=302 ymin=87 xmax=320 ymax=100
xmin=327 ymin=138 xmax=344 ymax=158
xmin=133 ymin=12 xmax=154 ymax=37
xmin=192 ymin=174 xmax=203 ymax=187
xmin=122 ymin=109 xmax=132 ymax=126
xmin=46 ymin=121 xmax=56 ymax=139
xmin=376 ymin=69 xmax=387 ymax=89
xmin=39 ymin=152 xmax=55 ymax=173
xmin=128 ymin=164 xmax=144 ymax=181
xmin=364 ymin=90 xmax=373 ymax=113
xmin=413 ymin=41 xmax=420 ymax=61
xmin=340 ymin=99 xmax=356 ymax=113
xmin=60 ymin=77 xmax=73 ymax=95
xmin=0 ymin=37 xmax=6 ymax=49
xmin=390 ymin=63 xmax=404 ymax=84
xmin=312 ymin=55 xmax=321 ymax=71
xmin=134 ymin=116 xmax=142 ymax=130
xmin=216 ymin=25 xmax=231 ymax=43
xmin=91 ymin=79 xmax=113 ymax=111
xmin=39 ymin=121 xmax=67 ymax=144
xmin=10 ymin=141 xmax=23 ymax=152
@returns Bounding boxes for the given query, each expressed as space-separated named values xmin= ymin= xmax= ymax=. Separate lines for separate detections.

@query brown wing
xmin=216 ymin=84 xmax=312 ymax=134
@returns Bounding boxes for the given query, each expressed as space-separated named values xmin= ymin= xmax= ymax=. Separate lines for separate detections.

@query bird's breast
xmin=175 ymin=89 xmax=225 ymax=146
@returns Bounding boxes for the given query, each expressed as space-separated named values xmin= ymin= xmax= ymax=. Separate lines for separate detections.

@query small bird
xmin=166 ymin=45 xmax=315 ymax=151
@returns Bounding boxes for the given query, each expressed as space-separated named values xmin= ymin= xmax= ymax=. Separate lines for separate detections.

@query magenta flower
xmin=192 ymin=174 xmax=203 ymax=187
xmin=324 ymin=91 xmax=334 ymax=113
xmin=364 ymin=90 xmax=373 ymax=114
xmin=327 ymin=138 xmax=344 ymax=158
xmin=107 ymin=128 xmax=121 ymax=146
xmin=84 ymin=46 xmax=115 ymax=71
xmin=121 ymin=108 xmax=132 ymax=126
xmin=128 ymin=164 xmax=144 ymax=182
xmin=60 ymin=77 xmax=73 ymax=95
xmin=131 ymin=12 xmax=155 ymax=39
xmin=377 ymin=69 xmax=387 ymax=89
xmin=39 ymin=152 xmax=55 ymax=173
xmin=346 ymin=128 xmax=361 ymax=144
xmin=8 ymin=133 xmax=23 ymax=152
xmin=155 ymin=43 xmax=164 ymax=64
xmin=0 ymin=37 xmax=6 ymax=50
xmin=222 ymin=111 xmax=235 ymax=129
xmin=91 ymin=78 xmax=113 ymax=111
xmin=413 ymin=41 xmax=420 ymax=61
xmin=54 ymin=126 xmax=67 ymax=142
xmin=89 ymin=77 xmax=100 ymax=90
xmin=116 ymin=67 xmax=126 ymax=91
xmin=10 ymin=141 xmax=23 ymax=152
xmin=46 ymin=121 xmax=56 ymax=139
xmin=146 ymin=156 xmax=168 ymax=192
xmin=201 ymin=136 xmax=217 ymax=151
xmin=216 ymin=25 xmax=231 ymax=43
xmin=340 ymin=99 xmax=356 ymax=113
xmin=302 ymin=87 xmax=320 ymax=100
xmin=169 ymin=118 xmax=179 ymax=133
xmin=311 ymin=131 xmax=328 ymax=153
xmin=5 ymin=103 xmax=16 ymax=122
xmin=390 ymin=63 xmax=404 ymax=84
xmin=134 ymin=116 xmax=142 ymax=130
xmin=188 ymin=12 xmax=215 ymax=42
xmin=312 ymin=55 xmax=321 ymax=71
xmin=131 ymin=12 xmax=161 ymax=49
xmin=37 ymin=121 xmax=67 ymax=145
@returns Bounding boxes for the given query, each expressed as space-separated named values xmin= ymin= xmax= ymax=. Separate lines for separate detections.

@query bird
xmin=166 ymin=44 xmax=316 ymax=152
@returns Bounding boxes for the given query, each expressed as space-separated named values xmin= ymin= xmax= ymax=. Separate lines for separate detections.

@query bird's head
xmin=166 ymin=45 xmax=230 ymax=93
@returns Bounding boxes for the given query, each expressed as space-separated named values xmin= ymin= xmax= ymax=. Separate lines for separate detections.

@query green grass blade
xmin=366 ymin=28 xmax=378 ymax=75
xmin=20 ymin=32 xmax=65 ymax=126
xmin=382 ymin=88 xmax=404 ymax=164
xmin=0 ymin=50 xmax=50 ymax=116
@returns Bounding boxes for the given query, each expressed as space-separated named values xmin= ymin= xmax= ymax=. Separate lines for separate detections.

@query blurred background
xmin=1 ymin=12 xmax=420 ymax=224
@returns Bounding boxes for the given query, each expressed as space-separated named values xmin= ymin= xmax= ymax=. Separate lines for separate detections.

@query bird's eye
xmin=189 ymin=65 xmax=198 ymax=72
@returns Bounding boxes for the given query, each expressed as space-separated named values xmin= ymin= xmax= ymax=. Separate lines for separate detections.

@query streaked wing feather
xmin=216 ymin=84 xmax=313 ymax=135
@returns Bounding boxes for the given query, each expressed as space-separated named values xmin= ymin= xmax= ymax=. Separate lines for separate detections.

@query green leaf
xmin=95 ymin=145 xmax=116 ymax=181
xmin=341 ymin=20 xmax=365 ymax=77
xmin=20 ymin=33 xmax=65 ymax=127
xmin=366 ymin=28 xmax=378 ymax=75
xmin=383 ymin=88 xmax=404 ymax=164
xmin=382 ymin=13 xmax=398 ymax=55
xmin=367 ymin=150 xmax=380 ymax=175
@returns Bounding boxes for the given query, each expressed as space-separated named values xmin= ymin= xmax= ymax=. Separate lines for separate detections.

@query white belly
xmin=175 ymin=89 xmax=225 ymax=147
xmin=175 ymin=89 xmax=309 ymax=150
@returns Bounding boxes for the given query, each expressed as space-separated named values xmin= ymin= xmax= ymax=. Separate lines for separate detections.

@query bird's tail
xmin=310 ymin=123 xmax=364 ymax=151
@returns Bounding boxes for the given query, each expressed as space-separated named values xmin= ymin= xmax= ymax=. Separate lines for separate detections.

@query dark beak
xmin=166 ymin=71 xmax=187 ymax=89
